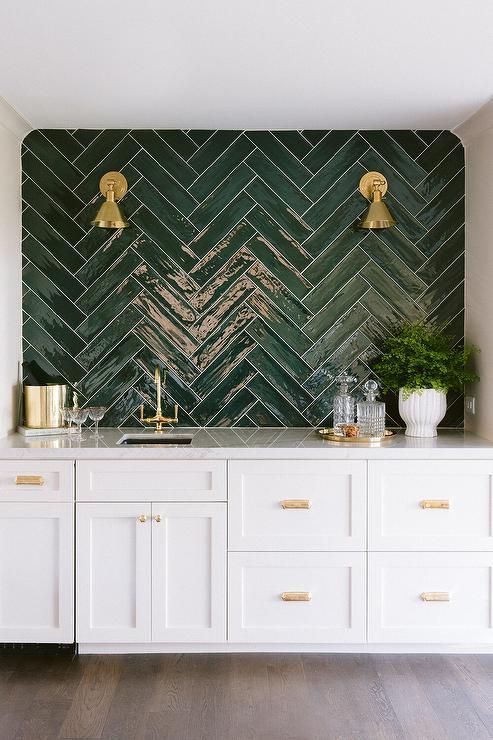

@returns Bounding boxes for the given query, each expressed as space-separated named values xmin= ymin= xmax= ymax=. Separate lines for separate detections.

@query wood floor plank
xmin=59 ymin=655 xmax=122 ymax=739
xmin=446 ymin=655 xmax=493 ymax=735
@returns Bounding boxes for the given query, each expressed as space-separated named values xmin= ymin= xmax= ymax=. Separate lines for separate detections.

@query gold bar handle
xmin=15 ymin=475 xmax=44 ymax=486
xmin=280 ymin=499 xmax=312 ymax=509
xmin=420 ymin=500 xmax=450 ymax=509
xmin=420 ymin=592 xmax=450 ymax=602
xmin=281 ymin=591 xmax=312 ymax=602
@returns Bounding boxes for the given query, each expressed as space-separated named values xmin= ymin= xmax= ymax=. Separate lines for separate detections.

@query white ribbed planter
xmin=398 ymin=388 xmax=447 ymax=438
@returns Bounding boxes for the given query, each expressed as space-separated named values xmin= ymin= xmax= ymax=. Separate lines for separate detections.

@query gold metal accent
xmin=318 ymin=428 xmax=394 ymax=443
xmin=154 ymin=514 xmax=161 ymax=523
xmin=281 ymin=592 xmax=312 ymax=602
xmin=15 ymin=475 xmax=44 ymax=486
xmin=420 ymin=500 xmax=450 ymax=509
xmin=137 ymin=514 xmax=148 ymax=523
xmin=281 ymin=499 xmax=312 ymax=509
xmin=140 ymin=366 xmax=179 ymax=432
xmin=420 ymin=592 xmax=450 ymax=602
xmin=91 ymin=171 xmax=129 ymax=229
xmin=358 ymin=171 xmax=396 ymax=229
xmin=24 ymin=384 xmax=67 ymax=429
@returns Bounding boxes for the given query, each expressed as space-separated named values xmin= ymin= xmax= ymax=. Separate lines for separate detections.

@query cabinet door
xmin=77 ymin=503 xmax=151 ymax=643
xmin=152 ymin=503 xmax=226 ymax=642
xmin=0 ymin=503 xmax=73 ymax=642
xmin=229 ymin=460 xmax=366 ymax=551
xmin=229 ymin=551 xmax=366 ymax=643
xmin=369 ymin=461 xmax=493 ymax=551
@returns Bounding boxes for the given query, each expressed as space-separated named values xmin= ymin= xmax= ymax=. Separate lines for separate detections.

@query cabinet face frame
xmin=151 ymin=502 xmax=227 ymax=642
xmin=0 ymin=461 xmax=74 ymax=503
xmin=76 ymin=502 xmax=152 ymax=643
xmin=0 ymin=502 xmax=74 ymax=643
xmin=368 ymin=460 xmax=493 ymax=551
xmin=228 ymin=460 xmax=367 ymax=551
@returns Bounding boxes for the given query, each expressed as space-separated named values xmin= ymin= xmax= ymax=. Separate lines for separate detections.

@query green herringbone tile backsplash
xmin=21 ymin=129 xmax=465 ymax=427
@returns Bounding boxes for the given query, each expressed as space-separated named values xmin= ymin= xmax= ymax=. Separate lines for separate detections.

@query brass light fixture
xmin=91 ymin=171 xmax=129 ymax=228
xmin=358 ymin=171 xmax=396 ymax=229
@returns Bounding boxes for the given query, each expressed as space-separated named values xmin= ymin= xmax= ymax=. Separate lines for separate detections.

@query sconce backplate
xmin=98 ymin=171 xmax=128 ymax=200
xmin=359 ymin=171 xmax=388 ymax=200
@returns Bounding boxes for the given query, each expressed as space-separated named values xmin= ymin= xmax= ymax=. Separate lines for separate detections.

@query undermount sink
xmin=117 ymin=433 xmax=193 ymax=446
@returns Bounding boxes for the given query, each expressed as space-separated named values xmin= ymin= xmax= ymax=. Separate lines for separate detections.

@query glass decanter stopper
xmin=356 ymin=379 xmax=386 ymax=437
xmin=333 ymin=374 xmax=357 ymax=433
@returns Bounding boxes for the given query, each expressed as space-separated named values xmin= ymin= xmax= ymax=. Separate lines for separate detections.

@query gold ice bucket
xmin=24 ymin=384 xmax=67 ymax=429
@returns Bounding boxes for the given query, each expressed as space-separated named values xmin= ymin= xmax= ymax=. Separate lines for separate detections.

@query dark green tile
xmin=417 ymin=227 xmax=464 ymax=284
xmin=416 ymin=170 xmax=465 ymax=229
xmin=75 ymin=136 xmax=141 ymax=201
xmin=85 ymin=362 xmax=142 ymax=407
xmin=72 ymin=130 xmax=102 ymax=147
xmin=23 ymin=131 xmax=83 ymax=189
xmin=81 ymin=334 xmax=144 ymax=399
xmin=302 ymin=194 xmax=364 ymax=257
xmin=416 ymin=144 xmax=464 ymax=200
xmin=247 ymin=400 xmax=284 ymax=426
xmin=303 ymin=301 xmax=370 ymax=370
xmin=190 ymin=135 xmax=255 ymax=200
xmin=23 ymin=263 xmax=86 ymax=329
xmin=131 ymin=178 xmax=197 ymax=243
xmin=247 ymin=347 xmax=313 ymax=411
xmin=77 ymin=228 xmax=142 ymax=285
xmin=304 ymin=229 xmax=367 ymax=285
xmin=190 ymin=192 xmax=255 ymax=258
xmin=23 ymin=235 xmax=85 ymax=301
xmin=132 ymin=150 xmax=197 ymax=215
xmin=23 ymin=319 xmax=85 ymax=381
xmin=304 ymin=247 xmax=368 ymax=314
xmin=133 ymin=262 xmax=197 ymax=327
xmin=190 ymin=247 xmax=256 ymax=313
xmin=77 ymin=249 xmax=142 ymax=314
xmin=272 ymin=131 xmax=312 ymax=159
xmin=190 ymin=221 xmax=255 ymax=285
xmin=77 ymin=305 xmax=142 ymax=368
xmin=304 ymin=275 xmax=370 ymax=342
xmin=360 ymin=234 xmax=427 ymax=299
xmin=360 ymin=131 xmax=427 ymax=185
xmin=246 ymin=149 xmax=312 ymax=214
xmin=247 ymin=291 xmax=311 ymax=355
xmin=246 ymin=374 xmax=310 ymax=426
xmin=303 ymin=162 xmax=366 ymax=230
xmin=358 ymin=149 xmax=427 ymax=215
xmin=40 ymin=130 xmax=84 ymax=159
xmin=371 ymin=227 xmax=426 ymax=272
xmin=23 ymin=292 xmax=85 ymax=356
xmin=23 ymin=345 xmax=74 ymax=389
xmin=77 ymin=276 xmax=142 ymax=341
xmin=245 ymin=178 xmax=312 ymax=243
xmin=134 ymin=292 xmax=198 ymax=355
xmin=22 ymin=152 xmax=84 ymax=217
xmin=415 ymin=131 xmax=441 ymax=145
xmin=384 ymin=195 xmax=427 ymax=242
xmin=193 ymin=277 xmax=256 ymax=342
xmin=416 ymin=131 xmax=462 ymax=173
xmin=385 ymin=131 xmax=427 ymax=158
xmin=132 ymin=206 xmax=197 ymax=271
xmin=188 ymin=131 xmax=241 ymax=173
xmin=191 ymin=333 xmax=255 ymax=398
xmin=134 ymin=235 xmax=198 ymax=297
xmin=244 ymin=236 xmax=312 ymax=300
xmin=100 ymin=387 xmax=144 ymax=427
xmin=246 ymin=319 xmax=312 ymax=383
xmin=186 ymin=130 xmax=214 ymax=146
xmin=418 ymin=199 xmax=465 ymax=256
xmin=190 ymin=164 xmax=255 ymax=230
xmin=246 ymin=206 xmax=311 ymax=271
xmin=192 ymin=305 xmax=256 ymax=370
xmin=301 ymin=131 xmax=327 ymax=146
xmin=245 ymin=131 xmax=311 ymax=186
xmin=192 ymin=361 xmax=257 ymax=426
xmin=23 ymin=179 xmax=86 ymax=245
xmin=134 ymin=318 xmax=199 ymax=384
xmin=208 ymin=388 xmax=258 ymax=427
xmin=155 ymin=130 xmax=198 ymax=160
xmin=23 ymin=208 xmax=85 ymax=272
xmin=73 ymin=130 xmax=129 ymax=173
xmin=303 ymin=136 xmax=369 ymax=201
xmin=426 ymin=283 xmax=464 ymax=326
xmin=361 ymin=262 xmax=424 ymax=322
xmin=247 ymin=261 xmax=311 ymax=326
xmin=134 ymin=350 xmax=201 ymax=412
xmin=303 ymin=131 xmax=358 ymax=174
xmin=419 ymin=256 xmax=464 ymax=313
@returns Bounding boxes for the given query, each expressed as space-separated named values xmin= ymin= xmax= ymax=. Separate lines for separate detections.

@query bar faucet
xmin=140 ymin=366 xmax=179 ymax=432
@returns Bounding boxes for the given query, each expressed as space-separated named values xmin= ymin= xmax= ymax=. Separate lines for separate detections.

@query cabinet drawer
xmin=77 ymin=460 xmax=227 ymax=502
xmin=369 ymin=461 xmax=493 ymax=550
xmin=369 ymin=552 xmax=493 ymax=643
xmin=228 ymin=461 xmax=366 ymax=551
xmin=229 ymin=552 xmax=366 ymax=643
xmin=0 ymin=461 xmax=73 ymax=502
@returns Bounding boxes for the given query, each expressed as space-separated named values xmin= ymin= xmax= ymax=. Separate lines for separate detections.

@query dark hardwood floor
xmin=0 ymin=652 xmax=493 ymax=739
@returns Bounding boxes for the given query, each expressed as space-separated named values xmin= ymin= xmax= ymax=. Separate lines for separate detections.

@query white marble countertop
xmin=0 ymin=427 xmax=492 ymax=459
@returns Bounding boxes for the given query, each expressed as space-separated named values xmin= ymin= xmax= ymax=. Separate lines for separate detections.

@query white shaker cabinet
xmin=0 ymin=502 xmax=74 ymax=642
xmin=76 ymin=501 xmax=226 ymax=643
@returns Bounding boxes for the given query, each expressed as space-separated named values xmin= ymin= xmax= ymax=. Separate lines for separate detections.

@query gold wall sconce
xmin=91 ymin=171 xmax=129 ymax=229
xmin=358 ymin=171 xmax=396 ymax=229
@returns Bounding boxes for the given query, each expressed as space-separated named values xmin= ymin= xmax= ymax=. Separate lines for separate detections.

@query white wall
xmin=456 ymin=99 xmax=493 ymax=440
xmin=0 ymin=98 xmax=31 ymax=436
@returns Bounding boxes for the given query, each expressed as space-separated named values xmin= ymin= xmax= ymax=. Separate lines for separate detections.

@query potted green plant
xmin=372 ymin=321 xmax=478 ymax=437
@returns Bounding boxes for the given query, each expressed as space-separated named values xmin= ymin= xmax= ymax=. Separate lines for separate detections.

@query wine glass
xmin=69 ymin=408 xmax=89 ymax=438
xmin=87 ymin=406 xmax=106 ymax=437
xmin=61 ymin=406 xmax=74 ymax=433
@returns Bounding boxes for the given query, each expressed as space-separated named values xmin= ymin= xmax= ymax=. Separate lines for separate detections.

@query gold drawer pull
xmin=420 ymin=592 xmax=450 ymax=602
xmin=281 ymin=591 xmax=312 ymax=602
xmin=15 ymin=475 xmax=44 ymax=486
xmin=280 ymin=499 xmax=312 ymax=509
xmin=420 ymin=499 xmax=450 ymax=509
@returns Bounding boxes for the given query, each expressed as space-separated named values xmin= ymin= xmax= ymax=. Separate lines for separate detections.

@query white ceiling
xmin=0 ymin=0 xmax=492 ymax=130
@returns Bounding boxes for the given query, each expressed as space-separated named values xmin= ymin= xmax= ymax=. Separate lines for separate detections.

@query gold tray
xmin=318 ymin=428 xmax=395 ymax=443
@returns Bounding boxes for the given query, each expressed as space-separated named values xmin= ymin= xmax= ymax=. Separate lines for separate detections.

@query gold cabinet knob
xmin=281 ymin=591 xmax=312 ymax=602
xmin=137 ymin=514 xmax=148 ymax=523
xmin=154 ymin=514 xmax=161 ymax=523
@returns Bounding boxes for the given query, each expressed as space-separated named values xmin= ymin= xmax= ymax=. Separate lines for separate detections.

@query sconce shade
xmin=91 ymin=171 xmax=129 ymax=229
xmin=358 ymin=171 xmax=396 ymax=229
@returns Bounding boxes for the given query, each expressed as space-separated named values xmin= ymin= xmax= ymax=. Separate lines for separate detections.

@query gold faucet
xmin=140 ymin=366 xmax=179 ymax=432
